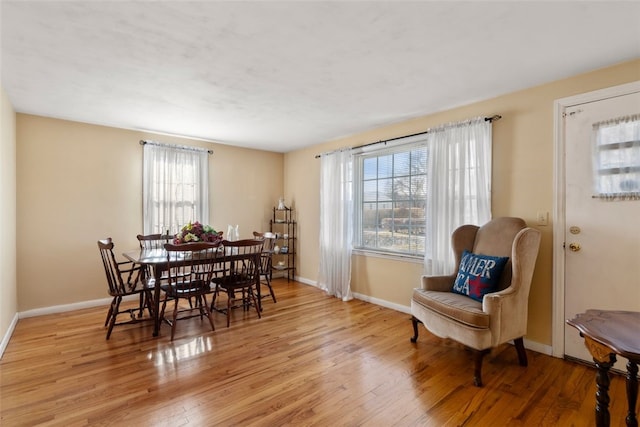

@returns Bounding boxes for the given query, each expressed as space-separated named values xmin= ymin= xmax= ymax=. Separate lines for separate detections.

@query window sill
xmin=352 ymin=248 xmax=423 ymax=264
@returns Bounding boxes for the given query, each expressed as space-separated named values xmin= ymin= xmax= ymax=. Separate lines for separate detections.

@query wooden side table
xmin=567 ymin=310 xmax=640 ymax=427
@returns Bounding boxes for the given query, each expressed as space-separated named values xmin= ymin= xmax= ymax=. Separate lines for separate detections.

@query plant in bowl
xmin=174 ymin=221 xmax=223 ymax=244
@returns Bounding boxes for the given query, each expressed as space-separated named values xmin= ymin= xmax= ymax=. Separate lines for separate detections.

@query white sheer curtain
xmin=424 ymin=117 xmax=492 ymax=275
xmin=318 ymin=149 xmax=353 ymax=301
xmin=143 ymin=143 xmax=209 ymax=235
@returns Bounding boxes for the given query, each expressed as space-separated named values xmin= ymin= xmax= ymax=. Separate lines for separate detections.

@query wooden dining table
xmin=122 ymin=247 xmax=262 ymax=337
xmin=567 ymin=310 xmax=640 ymax=427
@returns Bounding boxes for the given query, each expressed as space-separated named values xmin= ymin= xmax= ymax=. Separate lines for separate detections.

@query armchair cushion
xmin=452 ymin=250 xmax=509 ymax=302
xmin=412 ymin=289 xmax=489 ymax=329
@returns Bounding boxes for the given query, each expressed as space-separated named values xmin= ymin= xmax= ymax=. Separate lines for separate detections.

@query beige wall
xmin=16 ymin=115 xmax=283 ymax=311
xmin=285 ymin=59 xmax=640 ymax=347
xmin=1 ymin=86 xmax=18 ymax=343
xmin=8 ymin=59 xmax=640 ymax=346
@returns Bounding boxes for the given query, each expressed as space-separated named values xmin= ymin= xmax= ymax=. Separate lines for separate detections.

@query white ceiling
xmin=1 ymin=1 xmax=639 ymax=153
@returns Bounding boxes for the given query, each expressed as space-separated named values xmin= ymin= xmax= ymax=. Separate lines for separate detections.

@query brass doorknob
xmin=568 ymin=243 xmax=581 ymax=252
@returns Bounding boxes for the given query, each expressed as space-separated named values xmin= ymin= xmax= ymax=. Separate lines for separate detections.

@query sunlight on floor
xmin=147 ymin=335 xmax=214 ymax=367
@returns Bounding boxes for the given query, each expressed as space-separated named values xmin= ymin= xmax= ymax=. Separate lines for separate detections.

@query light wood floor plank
xmin=1 ymin=279 xmax=634 ymax=426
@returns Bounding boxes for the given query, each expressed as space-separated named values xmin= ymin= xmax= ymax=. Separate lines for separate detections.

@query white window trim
xmin=353 ymin=135 xmax=429 ymax=257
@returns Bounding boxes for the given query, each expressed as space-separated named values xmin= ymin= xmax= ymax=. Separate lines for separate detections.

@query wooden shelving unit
xmin=270 ymin=206 xmax=296 ymax=281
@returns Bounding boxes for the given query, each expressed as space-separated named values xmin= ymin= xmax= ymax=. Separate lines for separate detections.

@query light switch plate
xmin=536 ymin=211 xmax=548 ymax=226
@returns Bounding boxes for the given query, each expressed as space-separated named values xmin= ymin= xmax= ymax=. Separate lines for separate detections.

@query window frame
xmin=353 ymin=135 xmax=429 ymax=258
xmin=142 ymin=142 xmax=209 ymax=235
xmin=592 ymin=115 xmax=640 ymax=199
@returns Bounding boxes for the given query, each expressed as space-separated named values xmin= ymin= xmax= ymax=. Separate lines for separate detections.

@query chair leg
xmin=241 ymin=289 xmax=249 ymax=311
xmin=226 ymin=291 xmax=232 ymax=328
xmin=473 ymin=349 xmax=490 ymax=387
xmin=159 ymin=296 xmax=167 ymax=320
xmin=249 ymin=286 xmax=261 ymax=319
xmin=514 ymin=337 xmax=528 ymax=366
xmin=170 ymin=298 xmax=179 ymax=341
xmin=264 ymin=276 xmax=276 ymax=303
xmin=410 ymin=316 xmax=421 ymax=343
xmin=138 ymin=292 xmax=146 ymax=318
xmin=145 ymin=290 xmax=155 ymax=317
xmin=105 ymin=296 xmax=116 ymax=327
xmin=210 ymin=286 xmax=218 ymax=312
xmin=200 ymin=294 xmax=215 ymax=332
xmin=106 ymin=296 xmax=122 ymax=340
xmin=196 ymin=294 xmax=203 ymax=319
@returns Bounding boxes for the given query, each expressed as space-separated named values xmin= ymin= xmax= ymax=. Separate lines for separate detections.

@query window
xmin=354 ymin=138 xmax=428 ymax=256
xmin=142 ymin=142 xmax=209 ymax=234
xmin=352 ymin=117 xmax=492 ymax=263
xmin=592 ymin=115 xmax=640 ymax=200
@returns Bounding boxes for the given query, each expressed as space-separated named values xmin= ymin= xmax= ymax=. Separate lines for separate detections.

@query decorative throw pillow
xmin=452 ymin=250 xmax=509 ymax=302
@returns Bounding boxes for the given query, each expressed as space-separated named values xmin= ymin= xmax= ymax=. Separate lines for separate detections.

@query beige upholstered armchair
xmin=410 ymin=217 xmax=541 ymax=386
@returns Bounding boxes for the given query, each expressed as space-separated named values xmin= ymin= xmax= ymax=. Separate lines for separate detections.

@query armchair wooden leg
xmin=473 ymin=349 xmax=490 ymax=387
xmin=514 ymin=337 xmax=528 ymax=366
xmin=410 ymin=316 xmax=421 ymax=343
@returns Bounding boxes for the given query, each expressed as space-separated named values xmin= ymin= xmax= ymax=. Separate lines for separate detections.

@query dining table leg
xmin=152 ymin=265 xmax=164 ymax=337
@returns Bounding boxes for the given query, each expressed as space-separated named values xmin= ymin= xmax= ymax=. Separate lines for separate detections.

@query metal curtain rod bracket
xmin=139 ymin=139 xmax=213 ymax=155
xmin=315 ymin=115 xmax=501 ymax=158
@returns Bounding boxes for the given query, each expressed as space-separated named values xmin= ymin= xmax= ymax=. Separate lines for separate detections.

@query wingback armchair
xmin=410 ymin=217 xmax=541 ymax=386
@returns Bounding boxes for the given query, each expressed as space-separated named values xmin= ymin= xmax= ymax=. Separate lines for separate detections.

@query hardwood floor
xmin=0 ymin=279 xmax=633 ymax=426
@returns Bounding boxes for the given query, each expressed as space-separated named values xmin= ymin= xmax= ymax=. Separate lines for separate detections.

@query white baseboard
xmin=1 ymin=297 xmax=119 ymax=358
xmin=522 ymin=338 xmax=553 ymax=356
xmin=0 ymin=313 xmax=19 ymax=360
xmin=352 ymin=291 xmax=411 ymax=315
xmin=19 ymin=296 xmax=118 ymax=319
xmin=294 ymin=275 xmax=317 ymax=287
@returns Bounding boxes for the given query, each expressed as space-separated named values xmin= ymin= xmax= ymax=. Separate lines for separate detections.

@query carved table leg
xmin=626 ymin=360 xmax=638 ymax=427
xmin=584 ymin=335 xmax=617 ymax=427
xmin=594 ymin=353 xmax=616 ymax=427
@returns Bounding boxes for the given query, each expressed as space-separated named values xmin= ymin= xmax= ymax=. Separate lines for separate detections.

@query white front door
xmin=562 ymin=89 xmax=640 ymax=369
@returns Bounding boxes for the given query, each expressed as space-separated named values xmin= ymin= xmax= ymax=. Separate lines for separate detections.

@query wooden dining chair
xmin=252 ymin=231 xmax=277 ymax=304
xmin=136 ymin=233 xmax=173 ymax=282
xmin=136 ymin=233 xmax=173 ymax=250
xmin=136 ymin=233 xmax=174 ymax=312
xmin=211 ymin=239 xmax=264 ymax=327
xmin=160 ymin=242 xmax=220 ymax=340
xmin=97 ymin=238 xmax=153 ymax=339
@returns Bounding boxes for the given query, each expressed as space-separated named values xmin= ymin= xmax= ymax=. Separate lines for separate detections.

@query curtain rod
xmin=139 ymin=139 xmax=213 ymax=155
xmin=314 ymin=115 xmax=501 ymax=159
